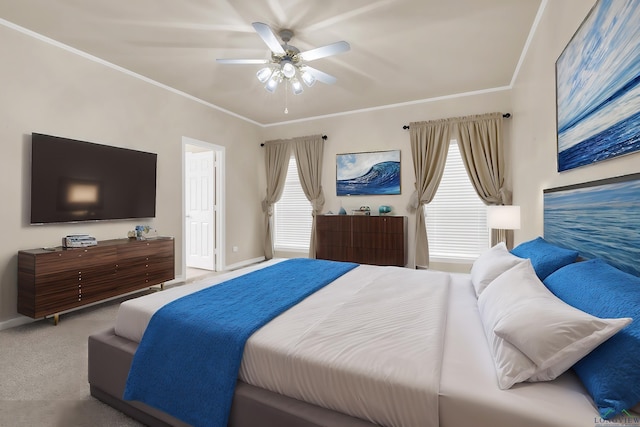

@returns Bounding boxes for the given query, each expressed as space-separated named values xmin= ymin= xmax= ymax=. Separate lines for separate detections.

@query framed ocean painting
xmin=555 ymin=0 xmax=640 ymax=172
xmin=543 ymin=173 xmax=640 ymax=277
xmin=336 ymin=150 xmax=400 ymax=196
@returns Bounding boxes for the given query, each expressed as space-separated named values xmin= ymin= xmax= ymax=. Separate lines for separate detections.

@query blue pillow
xmin=543 ymin=258 xmax=640 ymax=419
xmin=511 ymin=237 xmax=578 ymax=280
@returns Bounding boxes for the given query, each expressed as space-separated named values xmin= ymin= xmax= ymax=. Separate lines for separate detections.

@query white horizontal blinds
xmin=274 ymin=155 xmax=313 ymax=251
xmin=426 ymin=140 xmax=489 ymax=261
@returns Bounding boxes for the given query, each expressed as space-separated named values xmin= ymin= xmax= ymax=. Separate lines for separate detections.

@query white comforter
xmin=115 ymin=260 xmax=451 ymax=427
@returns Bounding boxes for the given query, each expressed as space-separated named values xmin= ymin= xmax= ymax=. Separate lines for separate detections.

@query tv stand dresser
xmin=18 ymin=237 xmax=174 ymax=325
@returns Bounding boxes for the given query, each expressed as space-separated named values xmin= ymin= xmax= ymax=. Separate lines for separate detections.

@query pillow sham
xmin=544 ymin=258 xmax=640 ymax=419
xmin=510 ymin=236 xmax=578 ymax=280
xmin=470 ymin=242 xmax=525 ymax=297
xmin=477 ymin=261 xmax=538 ymax=389
xmin=493 ymin=280 xmax=630 ymax=382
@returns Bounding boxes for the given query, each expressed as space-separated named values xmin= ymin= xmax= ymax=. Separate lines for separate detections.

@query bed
xmin=88 ymin=174 xmax=640 ymax=427
xmin=88 ymin=256 xmax=639 ymax=426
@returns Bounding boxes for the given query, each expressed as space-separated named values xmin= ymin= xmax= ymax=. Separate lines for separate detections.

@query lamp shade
xmin=290 ymin=78 xmax=303 ymax=95
xmin=256 ymin=67 xmax=273 ymax=83
xmin=487 ymin=205 xmax=521 ymax=230
xmin=281 ymin=62 xmax=296 ymax=79
xmin=301 ymin=68 xmax=316 ymax=87
xmin=265 ymin=71 xmax=281 ymax=93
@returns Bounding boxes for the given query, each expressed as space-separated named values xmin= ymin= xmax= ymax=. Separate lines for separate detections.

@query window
xmin=274 ymin=155 xmax=313 ymax=251
xmin=425 ymin=140 xmax=489 ymax=261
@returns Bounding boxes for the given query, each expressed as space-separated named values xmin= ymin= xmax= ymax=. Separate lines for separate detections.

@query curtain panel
xmin=261 ymin=139 xmax=292 ymax=259
xmin=407 ymin=119 xmax=452 ymax=268
xmin=455 ymin=113 xmax=513 ymax=247
xmin=291 ymin=135 xmax=326 ymax=258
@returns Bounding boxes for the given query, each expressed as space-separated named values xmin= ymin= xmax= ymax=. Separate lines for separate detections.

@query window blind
xmin=425 ymin=141 xmax=489 ymax=261
xmin=274 ymin=156 xmax=313 ymax=251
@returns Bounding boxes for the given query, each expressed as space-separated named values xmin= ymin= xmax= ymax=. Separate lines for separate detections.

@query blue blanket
xmin=123 ymin=258 xmax=358 ymax=427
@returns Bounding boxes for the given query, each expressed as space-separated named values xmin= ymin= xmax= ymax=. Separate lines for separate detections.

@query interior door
xmin=185 ymin=151 xmax=216 ymax=270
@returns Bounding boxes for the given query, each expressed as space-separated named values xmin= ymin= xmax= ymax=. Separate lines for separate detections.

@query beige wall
xmin=0 ymin=25 xmax=264 ymax=324
xmin=262 ymin=89 xmax=512 ymax=271
xmin=511 ymin=0 xmax=640 ymax=242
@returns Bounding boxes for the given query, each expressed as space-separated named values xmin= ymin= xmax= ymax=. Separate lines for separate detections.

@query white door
xmin=185 ymin=151 xmax=216 ymax=270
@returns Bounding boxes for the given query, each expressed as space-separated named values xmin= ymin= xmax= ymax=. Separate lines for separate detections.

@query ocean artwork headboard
xmin=543 ymin=173 xmax=640 ymax=277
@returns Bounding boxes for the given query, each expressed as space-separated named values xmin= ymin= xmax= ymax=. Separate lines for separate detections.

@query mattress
xmin=114 ymin=260 xmax=602 ymax=427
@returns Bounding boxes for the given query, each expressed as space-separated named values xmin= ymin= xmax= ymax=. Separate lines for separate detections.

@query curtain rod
xmin=260 ymin=135 xmax=327 ymax=147
xmin=402 ymin=113 xmax=511 ymax=130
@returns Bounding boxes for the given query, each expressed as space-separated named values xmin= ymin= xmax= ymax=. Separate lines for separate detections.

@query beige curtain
xmin=407 ymin=119 xmax=452 ymax=268
xmin=456 ymin=112 xmax=513 ymax=247
xmin=291 ymin=135 xmax=325 ymax=259
xmin=261 ymin=139 xmax=292 ymax=259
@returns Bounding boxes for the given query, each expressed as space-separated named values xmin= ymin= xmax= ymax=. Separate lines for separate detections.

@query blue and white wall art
xmin=336 ymin=150 xmax=400 ymax=196
xmin=556 ymin=0 xmax=640 ymax=172
xmin=544 ymin=173 xmax=640 ymax=277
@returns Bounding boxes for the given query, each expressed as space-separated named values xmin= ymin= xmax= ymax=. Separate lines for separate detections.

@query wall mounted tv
xmin=30 ymin=133 xmax=157 ymax=224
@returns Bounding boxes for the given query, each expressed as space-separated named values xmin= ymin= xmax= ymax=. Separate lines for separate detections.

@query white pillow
xmin=477 ymin=261 xmax=538 ymax=389
xmin=493 ymin=273 xmax=631 ymax=382
xmin=479 ymin=260 xmax=631 ymax=387
xmin=471 ymin=242 xmax=525 ymax=297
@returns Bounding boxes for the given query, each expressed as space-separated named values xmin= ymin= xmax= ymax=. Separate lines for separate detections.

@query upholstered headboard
xmin=543 ymin=172 xmax=640 ymax=277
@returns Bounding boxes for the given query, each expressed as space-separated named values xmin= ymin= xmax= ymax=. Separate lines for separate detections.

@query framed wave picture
xmin=555 ymin=0 xmax=640 ymax=172
xmin=543 ymin=172 xmax=640 ymax=277
xmin=336 ymin=150 xmax=400 ymax=196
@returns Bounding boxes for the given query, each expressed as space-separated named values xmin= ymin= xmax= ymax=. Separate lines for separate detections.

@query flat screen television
xmin=30 ymin=133 xmax=157 ymax=224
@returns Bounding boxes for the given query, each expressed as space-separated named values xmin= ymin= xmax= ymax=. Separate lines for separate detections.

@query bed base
xmin=88 ymin=328 xmax=378 ymax=427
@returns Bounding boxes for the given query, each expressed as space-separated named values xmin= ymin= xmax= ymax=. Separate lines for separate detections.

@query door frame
xmin=182 ymin=136 xmax=225 ymax=275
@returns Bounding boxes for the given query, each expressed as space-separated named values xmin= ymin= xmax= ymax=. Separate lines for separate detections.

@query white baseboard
xmin=0 ymin=315 xmax=34 ymax=331
xmin=225 ymin=256 xmax=266 ymax=271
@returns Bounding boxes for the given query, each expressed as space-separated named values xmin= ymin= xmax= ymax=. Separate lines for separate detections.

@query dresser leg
xmin=48 ymin=313 xmax=59 ymax=325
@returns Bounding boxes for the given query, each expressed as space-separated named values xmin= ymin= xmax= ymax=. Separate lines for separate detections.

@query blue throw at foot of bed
xmin=123 ymin=258 xmax=358 ymax=427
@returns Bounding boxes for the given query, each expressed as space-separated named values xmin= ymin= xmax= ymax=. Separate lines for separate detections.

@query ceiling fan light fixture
xmin=291 ymin=78 xmax=304 ymax=95
xmin=217 ymin=22 xmax=348 ymax=99
xmin=256 ymin=67 xmax=273 ymax=84
xmin=281 ymin=61 xmax=296 ymax=79
xmin=300 ymin=69 xmax=316 ymax=87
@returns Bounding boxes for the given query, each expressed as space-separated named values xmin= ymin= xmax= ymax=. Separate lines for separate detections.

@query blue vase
xmin=378 ymin=205 xmax=392 ymax=215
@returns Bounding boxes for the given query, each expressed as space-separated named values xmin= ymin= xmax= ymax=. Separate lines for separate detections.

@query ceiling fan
xmin=216 ymin=22 xmax=350 ymax=95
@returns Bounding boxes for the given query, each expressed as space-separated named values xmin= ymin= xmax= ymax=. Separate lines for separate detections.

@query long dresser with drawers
xmin=18 ymin=237 xmax=174 ymax=324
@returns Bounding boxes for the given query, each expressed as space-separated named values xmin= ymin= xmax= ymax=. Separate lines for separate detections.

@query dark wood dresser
xmin=18 ymin=237 xmax=174 ymax=324
xmin=316 ymin=215 xmax=407 ymax=266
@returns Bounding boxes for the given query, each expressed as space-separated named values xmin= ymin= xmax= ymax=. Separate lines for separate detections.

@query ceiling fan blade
xmin=216 ymin=59 xmax=269 ymax=64
xmin=300 ymin=41 xmax=350 ymax=62
xmin=303 ymin=66 xmax=337 ymax=85
xmin=252 ymin=22 xmax=286 ymax=55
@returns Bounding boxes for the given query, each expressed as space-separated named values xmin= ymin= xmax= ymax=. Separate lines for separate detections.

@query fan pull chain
xmin=284 ymin=81 xmax=289 ymax=114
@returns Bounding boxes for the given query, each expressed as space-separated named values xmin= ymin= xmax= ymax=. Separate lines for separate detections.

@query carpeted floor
xmin=0 ymin=270 xmax=216 ymax=427
xmin=0 ymin=292 xmax=154 ymax=427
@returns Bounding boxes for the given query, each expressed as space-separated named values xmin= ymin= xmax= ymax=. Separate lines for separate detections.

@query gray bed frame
xmin=88 ymin=328 xmax=378 ymax=427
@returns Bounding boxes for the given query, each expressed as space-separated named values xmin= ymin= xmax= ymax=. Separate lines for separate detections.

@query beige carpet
xmin=0 ymin=279 xmax=205 ymax=427
xmin=0 ymin=264 xmax=227 ymax=427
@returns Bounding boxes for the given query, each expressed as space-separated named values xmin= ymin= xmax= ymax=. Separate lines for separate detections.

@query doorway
xmin=182 ymin=137 xmax=225 ymax=281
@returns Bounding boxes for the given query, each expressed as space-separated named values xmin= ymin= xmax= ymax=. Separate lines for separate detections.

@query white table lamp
xmin=487 ymin=205 xmax=521 ymax=247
